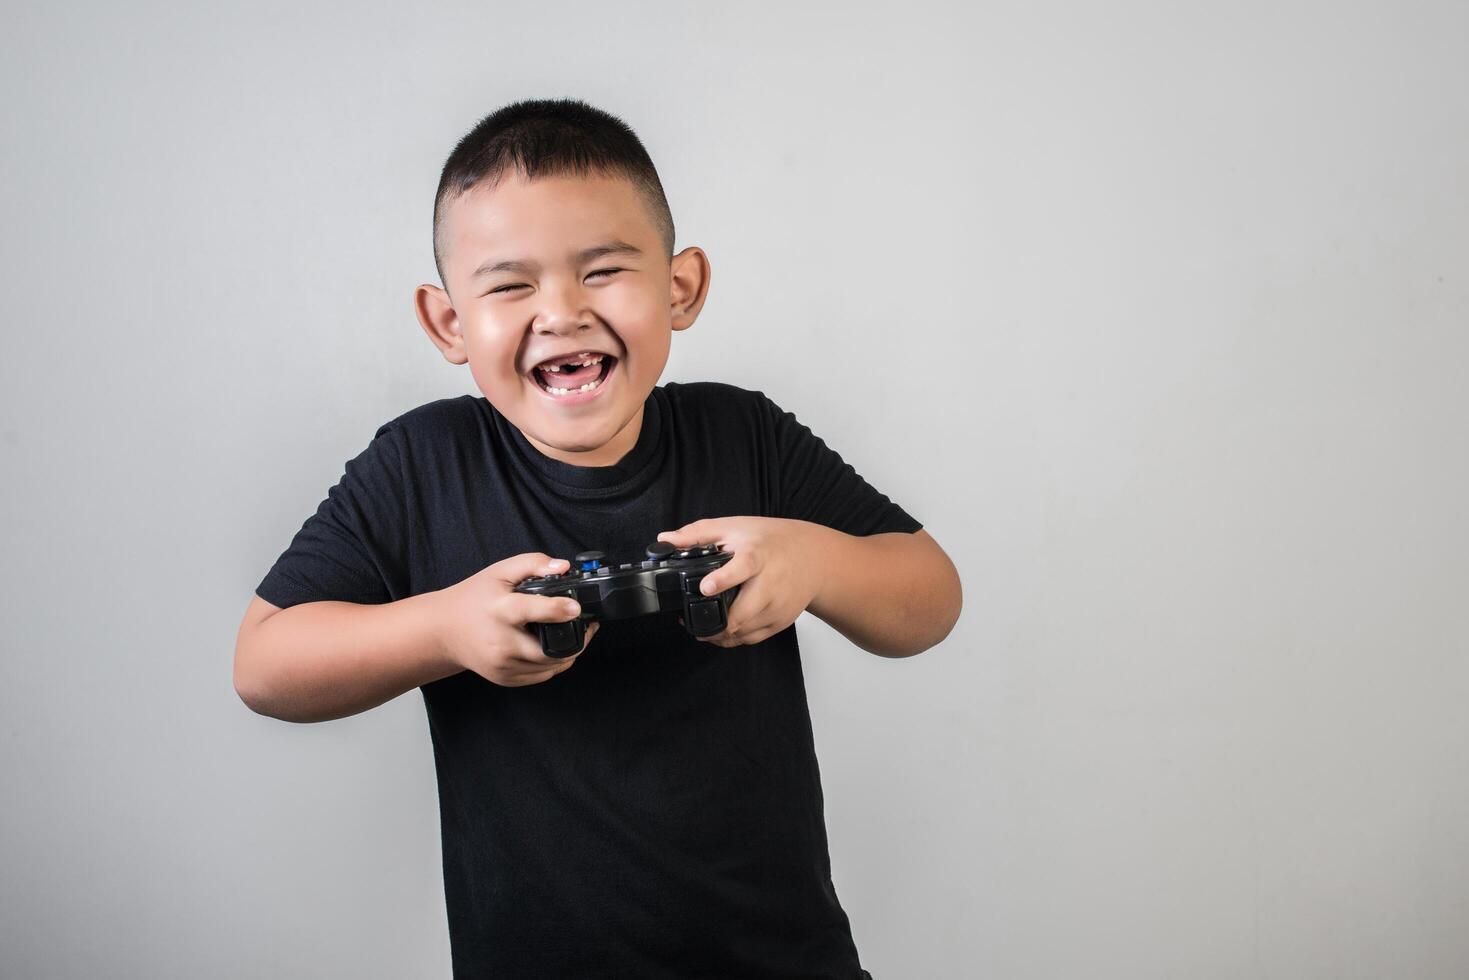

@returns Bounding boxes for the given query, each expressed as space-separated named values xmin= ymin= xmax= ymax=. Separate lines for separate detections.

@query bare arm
xmin=234 ymin=552 xmax=602 ymax=723
xmin=234 ymin=592 xmax=458 ymax=724
xmin=806 ymin=527 xmax=963 ymax=658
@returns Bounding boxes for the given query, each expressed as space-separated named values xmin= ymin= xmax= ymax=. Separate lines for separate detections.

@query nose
xmin=532 ymin=279 xmax=595 ymax=337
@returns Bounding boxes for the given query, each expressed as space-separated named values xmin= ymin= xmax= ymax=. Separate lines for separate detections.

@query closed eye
xmin=487 ymin=268 xmax=622 ymax=296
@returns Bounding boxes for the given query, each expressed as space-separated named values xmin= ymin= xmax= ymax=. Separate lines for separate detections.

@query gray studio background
xmin=3 ymin=2 xmax=1466 ymax=978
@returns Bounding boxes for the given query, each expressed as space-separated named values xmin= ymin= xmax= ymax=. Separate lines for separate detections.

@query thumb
xmin=657 ymin=520 xmax=717 ymax=547
xmin=492 ymin=551 xmax=570 ymax=587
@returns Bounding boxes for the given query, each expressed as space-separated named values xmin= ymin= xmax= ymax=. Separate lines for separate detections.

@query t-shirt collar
xmin=491 ymin=386 xmax=666 ymax=498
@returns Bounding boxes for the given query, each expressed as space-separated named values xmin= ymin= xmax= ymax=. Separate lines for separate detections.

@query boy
xmin=235 ymin=98 xmax=961 ymax=978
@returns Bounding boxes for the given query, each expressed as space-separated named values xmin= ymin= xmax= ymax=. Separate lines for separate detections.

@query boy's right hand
xmin=433 ymin=553 xmax=598 ymax=687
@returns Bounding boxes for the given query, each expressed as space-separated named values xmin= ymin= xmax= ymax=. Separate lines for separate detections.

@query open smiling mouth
xmin=530 ymin=354 xmax=617 ymax=400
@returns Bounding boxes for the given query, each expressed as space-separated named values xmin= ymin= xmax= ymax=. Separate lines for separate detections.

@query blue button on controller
xmin=574 ymin=550 xmax=606 ymax=572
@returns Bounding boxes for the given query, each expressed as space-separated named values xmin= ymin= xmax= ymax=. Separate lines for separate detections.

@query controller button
xmin=687 ymin=599 xmax=724 ymax=634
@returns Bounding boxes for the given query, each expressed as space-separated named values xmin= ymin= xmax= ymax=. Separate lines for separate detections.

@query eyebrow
xmin=470 ymin=240 xmax=644 ymax=280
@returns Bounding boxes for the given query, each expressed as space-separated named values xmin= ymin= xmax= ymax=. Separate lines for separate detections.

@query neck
xmin=522 ymin=404 xmax=645 ymax=468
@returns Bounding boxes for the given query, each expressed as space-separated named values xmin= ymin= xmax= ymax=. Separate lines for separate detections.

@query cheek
xmin=603 ymin=286 xmax=664 ymax=326
xmin=461 ymin=319 xmax=511 ymax=364
xmin=466 ymin=357 xmax=495 ymax=394
xmin=460 ymin=331 xmax=517 ymax=393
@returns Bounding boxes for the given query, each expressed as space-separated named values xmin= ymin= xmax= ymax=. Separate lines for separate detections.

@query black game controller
xmin=514 ymin=543 xmax=741 ymax=657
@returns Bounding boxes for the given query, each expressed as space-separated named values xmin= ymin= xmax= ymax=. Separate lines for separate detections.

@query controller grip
xmin=681 ymin=582 xmax=740 ymax=637
xmin=538 ymin=617 xmax=586 ymax=658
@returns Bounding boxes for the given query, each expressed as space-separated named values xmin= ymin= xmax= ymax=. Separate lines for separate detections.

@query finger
xmin=511 ymin=620 xmax=599 ymax=666
xmin=501 ymin=592 xmax=584 ymax=628
xmin=689 ymin=625 xmax=720 ymax=644
xmin=724 ymin=597 xmax=774 ymax=639
xmin=695 ymin=619 xmax=739 ymax=646
xmin=681 ymin=588 xmax=760 ymax=642
xmin=699 ymin=586 xmax=766 ymax=644
xmin=695 ymin=552 xmax=755 ymax=598
xmin=700 ymin=601 xmax=778 ymax=647
xmin=656 ymin=519 xmax=723 ymax=549
xmin=735 ymin=618 xmax=783 ymax=646
xmin=494 ymin=552 xmax=571 ymax=587
xmin=686 ymin=596 xmax=753 ymax=640
xmin=512 ymin=648 xmax=581 ymax=674
xmin=505 ymin=666 xmax=560 ymax=687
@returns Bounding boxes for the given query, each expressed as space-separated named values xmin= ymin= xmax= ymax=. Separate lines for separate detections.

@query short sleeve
xmin=255 ymin=423 xmax=410 ymax=609
xmin=759 ymin=392 xmax=922 ymax=537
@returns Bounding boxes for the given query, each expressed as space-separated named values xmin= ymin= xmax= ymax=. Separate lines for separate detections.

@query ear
xmin=415 ymin=283 xmax=468 ymax=364
xmin=669 ymin=246 xmax=711 ymax=332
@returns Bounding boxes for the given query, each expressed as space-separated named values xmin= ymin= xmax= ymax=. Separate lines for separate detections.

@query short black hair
xmin=432 ymin=97 xmax=676 ymax=288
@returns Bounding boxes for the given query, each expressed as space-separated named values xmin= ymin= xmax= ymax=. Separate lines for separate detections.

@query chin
xmin=543 ymin=433 xmax=609 ymax=452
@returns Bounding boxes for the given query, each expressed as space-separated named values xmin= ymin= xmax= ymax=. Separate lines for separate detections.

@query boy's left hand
xmin=656 ymin=517 xmax=826 ymax=648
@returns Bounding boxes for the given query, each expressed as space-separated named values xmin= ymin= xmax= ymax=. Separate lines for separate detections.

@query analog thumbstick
xmin=645 ymin=542 xmax=675 ymax=560
xmin=574 ymin=550 xmax=606 ymax=572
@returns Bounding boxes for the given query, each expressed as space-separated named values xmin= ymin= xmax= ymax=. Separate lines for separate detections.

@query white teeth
xmin=540 ymin=353 xmax=604 ymax=373
xmin=541 ymin=361 xmax=611 ymax=397
xmin=544 ymin=375 xmax=605 ymax=396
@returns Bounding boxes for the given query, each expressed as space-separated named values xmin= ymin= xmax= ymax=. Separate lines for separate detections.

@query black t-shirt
xmin=256 ymin=381 xmax=921 ymax=979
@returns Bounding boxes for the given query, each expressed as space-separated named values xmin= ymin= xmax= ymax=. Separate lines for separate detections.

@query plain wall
xmin=2 ymin=1 xmax=1466 ymax=977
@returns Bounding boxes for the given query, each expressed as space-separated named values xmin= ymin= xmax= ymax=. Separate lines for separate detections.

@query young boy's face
xmin=416 ymin=170 xmax=710 ymax=467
